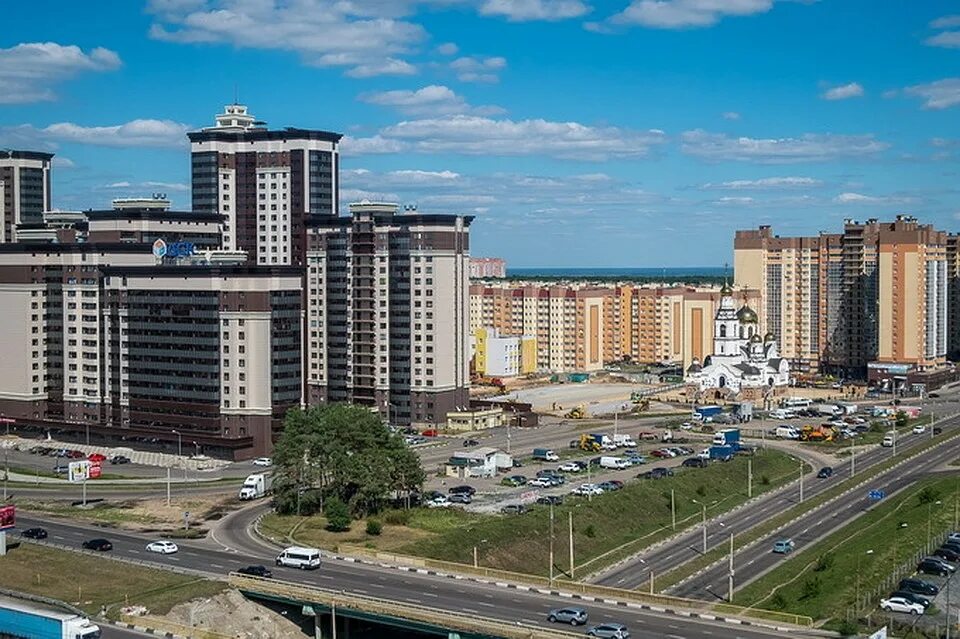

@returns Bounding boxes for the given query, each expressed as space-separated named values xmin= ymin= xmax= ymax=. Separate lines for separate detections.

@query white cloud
xmin=52 ymin=156 xmax=76 ymax=169
xmin=0 ymin=42 xmax=121 ymax=104
xmin=822 ymin=82 xmax=864 ymax=101
xmin=926 ymin=31 xmax=960 ymax=48
xmin=904 ymin=78 xmax=960 ymax=110
xmin=143 ymin=181 xmax=190 ymax=191
xmin=380 ymin=115 xmax=669 ymax=160
xmin=450 ymin=55 xmax=507 ymax=83
xmin=716 ymin=196 xmax=755 ymax=204
xmin=341 ymin=187 xmax=401 ymax=203
xmin=340 ymin=134 xmax=407 ymax=155
xmin=147 ymin=0 xmax=427 ymax=78
xmin=705 ymin=176 xmax=823 ymax=190
xmin=930 ymin=15 xmax=960 ymax=29
xmin=389 ymin=169 xmax=461 ymax=182
xmin=833 ymin=192 xmax=912 ymax=205
xmin=358 ymin=84 xmax=503 ymax=116
xmin=722 ymin=111 xmax=741 ymax=120
xmin=681 ymin=129 xmax=889 ymax=163
xmin=479 ymin=0 xmax=590 ymax=21
xmin=611 ymin=0 xmax=774 ymax=29
xmin=105 ymin=181 xmax=132 ymax=189
xmin=41 ymin=119 xmax=191 ymax=148
xmin=436 ymin=42 xmax=459 ymax=55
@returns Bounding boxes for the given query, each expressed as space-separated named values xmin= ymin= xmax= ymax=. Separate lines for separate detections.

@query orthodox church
xmin=685 ymin=283 xmax=790 ymax=399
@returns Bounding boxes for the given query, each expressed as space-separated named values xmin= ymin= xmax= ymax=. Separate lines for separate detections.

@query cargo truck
xmin=0 ymin=595 xmax=100 ymax=639
xmin=532 ymin=448 xmax=560 ymax=461
xmin=612 ymin=434 xmax=637 ymax=448
xmin=239 ymin=473 xmax=273 ymax=500
xmin=693 ymin=405 xmax=723 ymax=422
xmin=712 ymin=428 xmax=741 ymax=448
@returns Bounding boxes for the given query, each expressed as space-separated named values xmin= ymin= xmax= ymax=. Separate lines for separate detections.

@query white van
xmin=775 ymin=426 xmax=800 ymax=440
xmin=771 ymin=409 xmax=794 ymax=420
xmin=882 ymin=433 xmax=895 ymax=448
xmin=276 ymin=546 xmax=322 ymax=570
xmin=599 ymin=456 xmax=630 ymax=470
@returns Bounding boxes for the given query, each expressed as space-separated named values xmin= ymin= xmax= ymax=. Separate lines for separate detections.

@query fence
xmin=229 ymin=574 xmax=583 ymax=639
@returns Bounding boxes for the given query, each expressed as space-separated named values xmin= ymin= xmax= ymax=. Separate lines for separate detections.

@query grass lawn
xmin=0 ymin=542 xmax=226 ymax=618
xmin=263 ymin=450 xmax=802 ymax=577
xmin=734 ymin=476 xmax=960 ymax=625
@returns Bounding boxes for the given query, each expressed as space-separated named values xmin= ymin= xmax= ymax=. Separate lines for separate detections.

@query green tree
xmin=324 ymin=497 xmax=351 ymax=532
xmin=918 ymin=486 xmax=941 ymax=505
xmin=272 ymin=404 xmax=426 ymax=517
xmin=895 ymin=411 xmax=908 ymax=428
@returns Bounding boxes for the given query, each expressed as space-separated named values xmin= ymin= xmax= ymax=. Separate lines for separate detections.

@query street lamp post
xmin=693 ymin=499 xmax=707 ymax=553
xmin=172 ymin=430 xmax=184 ymax=480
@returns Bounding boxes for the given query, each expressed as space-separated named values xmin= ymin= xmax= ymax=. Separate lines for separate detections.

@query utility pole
xmin=799 ymin=460 xmax=804 ymax=504
xmin=506 ymin=414 xmax=512 ymax=455
xmin=166 ymin=467 xmax=171 ymax=507
xmin=671 ymin=489 xmax=676 ymax=530
xmin=2 ymin=448 xmax=7 ymax=501
xmin=728 ymin=532 xmax=735 ymax=603
xmin=649 ymin=570 xmax=655 ymax=594
xmin=614 ymin=411 xmax=619 ymax=438
xmin=693 ymin=500 xmax=707 ymax=553
xmin=549 ymin=502 xmax=555 ymax=587
xmin=747 ymin=459 xmax=752 ymax=499
xmin=568 ymin=511 xmax=574 ymax=579
xmin=851 ymin=436 xmax=855 ymax=477
xmin=473 ymin=546 xmax=478 ymax=568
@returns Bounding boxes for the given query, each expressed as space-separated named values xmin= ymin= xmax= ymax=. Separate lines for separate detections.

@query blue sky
xmin=1 ymin=0 xmax=958 ymax=267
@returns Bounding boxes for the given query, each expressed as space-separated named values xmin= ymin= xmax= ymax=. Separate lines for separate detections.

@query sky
xmin=1 ymin=0 xmax=958 ymax=268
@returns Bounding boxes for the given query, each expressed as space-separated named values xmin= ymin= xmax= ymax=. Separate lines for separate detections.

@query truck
xmin=599 ymin=456 xmax=630 ymax=470
xmin=694 ymin=405 xmax=723 ymax=421
xmin=580 ymin=433 xmax=615 ymax=451
xmin=532 ymin=448 xmax=560 ymax=462
xmin=712 ymin=428 xmax=741 ymax=448
xmin=775 ymin=425 xmax=800 ymax=440
xmin=770 ymin=408 xmax=795 ymax=420
xmin=239 ymin=473 xmax=273 ymax=500
xmin=813 ymin=403 xmax=842 ymax=416
xmin=698 ymin=446 xmax=735 ymax=461
xmin=612 ymin=433 xmax=638 ymax=448
xmin=0 ymin=595 xmax=100 ymax=639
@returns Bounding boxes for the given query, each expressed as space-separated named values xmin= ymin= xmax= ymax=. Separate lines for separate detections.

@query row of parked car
xmin=880 ymin=532 xmax=960 ymax=615
xmin=27 ymin=446 xmax=131 ymax=465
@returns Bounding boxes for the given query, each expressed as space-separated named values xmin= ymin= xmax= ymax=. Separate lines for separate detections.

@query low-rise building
xmin=445 ymin=446 xmax=512 ymax=478
xmin=446 ymin=407 xmax=506 ymax=431
xmin=473 ymin=327 xmax=536 ymax=377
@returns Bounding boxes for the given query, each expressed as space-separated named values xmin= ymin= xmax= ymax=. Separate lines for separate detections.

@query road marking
xmin=406 ymin=598 xmax=423 ymax=604
xmin=462 ymin=608 xmax=479 ymax=614
xmin=129 ymin=550 xmax=139 ymax=554
xmin=477 ymin=602 xmax=496 ymax=607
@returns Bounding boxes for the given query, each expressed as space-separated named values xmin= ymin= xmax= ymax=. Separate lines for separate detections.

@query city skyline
xmin=1 ymin=0 xmax=959 ymax=266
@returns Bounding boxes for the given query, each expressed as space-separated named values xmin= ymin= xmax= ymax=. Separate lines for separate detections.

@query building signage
xmin=0 ymin=505 xmax=14 ymax=531
xmin=68 ymin=460 xmax=91 ymax=483
xmin=152 ymin=239 xmax=195 ymax=259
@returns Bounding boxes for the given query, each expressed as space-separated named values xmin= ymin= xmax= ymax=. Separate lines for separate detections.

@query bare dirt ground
xmin=164 ymin=588 xmax=306 ymax=639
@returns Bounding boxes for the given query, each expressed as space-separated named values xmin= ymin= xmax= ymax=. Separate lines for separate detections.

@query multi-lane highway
xmin=593 ymin=411 xmax=959 ymax=590
xmin=15 ymin=513 xmax=814 ymax=639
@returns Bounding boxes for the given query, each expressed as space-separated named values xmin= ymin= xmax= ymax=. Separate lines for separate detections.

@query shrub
xmin=800 ymin=576 xmax=822 ymax=600
xmin=584 ymin=524 xmax=596 ymax=538
xmin=696 ymin=485 xmax=707 ymax=497
xmin=366 ymin=519 xmax=383 ymax=536
xmin=324 ymin=497 xmax=351 ymax=532
xmin=384 ymin=510 xmax=410 ymax=526
xmin=761 ymin=474 xmax=770 ymax=486
xmin=814 ymin=553 xmax=834 ymax=572
xmin=918 ymin=486 xmax=941 ymax=505
xmin=769 ymin=592 xmax=787 ymax=610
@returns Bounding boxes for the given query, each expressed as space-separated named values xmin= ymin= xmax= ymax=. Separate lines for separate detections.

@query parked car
xmin=817 ymin=467 xmax=833 ymax=479
xmin=597 ymin=481 xmax=622 ymax=492
xmin=448 ymin=485 xmax=476 ymax=496
xmin=537 ymin=495 xmax=564 ymax=506
xmin=462 ymin=439 xmax=480 ymax=447
xmin=651 ymin=449 xmax=675 ymax=458
xmin=237 ymin=565 xmax=273 ymax=578
xmin=682 ymin=458 xmax=707 ymax=468
xmin=501 ymin=504 xmax=528 ymax=515
xmin=571 ymin=483 xmax=603 ymax=496
xmin=252 ymin=457 xmax=272 ymax=467
xmin=934 ymin=547 xmax=960 ymax=563
xmin=880 ymin=597 xmax=925 ymax=615
xmin=82 ymin=538 xmax=113 ymax=551
xmin=546 ymin=607 xmax=588 ymax=626
xmin=586 ymin=622 xmax=630 ymax=638
xmin=773 ymin=539 xmax=795 ymax=554
xmin=918 ymin=558 xmax=951 ymax=576
xmin=925 ymin=556 xmax=957 ymax=572
xmin=899 ymin=578 xmax=939 ymax=596
xmin=20 ymin=527 xmax=47 ymax=539
xmin=145 ymin=540 xmax=179 ymax=554
xmin=501 ymin=475 xmax=528 ymax=487
xmin=426 ymin=496 xmax=451 ymax=508
xmin=530 ymin=477 xmax=553 ymax=488
xmin=640 ymin=468 xmax=674 ymax=480
xmin=87 ymin=453 xmax=107 ymax=463
xmin=947 ymin=532 xmax=960 ymax=543
xmin=447 ymin=493 xmax=472 ymax=504
xmin=110 ymin=455 xmax=131 ymax=465
xmin=890 ymin=590 xmax=932 ymax=608
xmin=67 ymin=450 xmax=85 ymax=459
xmin=421 ymin=429 xmax=439 ymax=437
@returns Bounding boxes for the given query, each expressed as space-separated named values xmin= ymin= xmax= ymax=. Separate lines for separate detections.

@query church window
xmin=719 ymin=325 xmax=727 ymax=338
xmin=739 ymin=326 xmax=744 ymax=339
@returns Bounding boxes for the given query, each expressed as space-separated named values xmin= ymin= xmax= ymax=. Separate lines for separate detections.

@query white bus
xmin=783 ymin=397 xmax=812 ymax=408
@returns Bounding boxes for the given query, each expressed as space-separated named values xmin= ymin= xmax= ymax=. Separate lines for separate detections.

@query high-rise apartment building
xmin=735 ymin=216 xmax=950 ymax=379
xmin=188 ymin=104 xmax=341 ymax=265
xmin=0 ymin=150 xmax=53 ymax=243
xmin=470 ymin=257 xmax=506 ymax=279
xmin=306 ymin=202 xmax=472 ymax=426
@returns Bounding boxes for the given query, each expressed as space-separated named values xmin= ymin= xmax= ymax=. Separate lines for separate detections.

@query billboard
xmin=68 ymin=460 xmax=91 ymax=483
xmin=89 ymin=462 xmax=102 ymax=480
xmin=0 ymin=505 xmax=14 ymax=531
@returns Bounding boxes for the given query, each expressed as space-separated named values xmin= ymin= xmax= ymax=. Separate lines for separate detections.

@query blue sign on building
xmin=152 ymin=239 xmax=195 ymax=259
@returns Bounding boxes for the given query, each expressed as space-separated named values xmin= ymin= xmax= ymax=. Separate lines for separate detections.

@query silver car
xmin=546 ymin=607 xmax=588 ymax=626
xmin=587 ymin=623 xmax=630 ymax=638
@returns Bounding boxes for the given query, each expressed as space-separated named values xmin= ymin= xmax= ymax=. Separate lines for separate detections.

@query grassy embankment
xmin=261 ymin=449 xmax=802 ymax=577
xmin=734 ymin=476 xmax=960 ymax=628
xmin=0 ymin=542 xmax=226 ymax=619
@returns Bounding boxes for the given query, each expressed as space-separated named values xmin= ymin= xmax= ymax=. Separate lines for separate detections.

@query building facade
xmin=735 ymin=216 xmax=951 ymax=380
xmin=472 ymin=327 xmax=536 ymax=378
xmin=188 ymin=104 xmax=341 ymax=265
xmin=305 ymin=202 xmax=472 ymax=427
xmin=470 ymin=257 xmax=506 ymax=279
xmin=0 ymin=150 xmax=53 ymax=243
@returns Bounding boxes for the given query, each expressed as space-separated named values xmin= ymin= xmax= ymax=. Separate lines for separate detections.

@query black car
xmin=641 ymin=467 xmax=674 ymax=480
xmin=918 ymin=558 xmax=950 ymax=577
xmin=237 ymin=565 xmax=273 ymax=578
xmin=501 ymin=504 xmax=529 ymax=515
xmin=817 ymin=467 xmax=833 ymax=479
xmin=929 ymin=392 xmax=940 ymax=398
xmin=448 ymin=493 xmax=472 ymax=504
xmin=940 ymin=541 xmax=960 ymax=555
xmin=110 ymin=455 xmax=131 ymax=464
xmin=891 ymin=590 xmax=932 ymax=608
xmin=21 ymin=527 xmax=47 ymax=539
xmin=82 ymin=538 xmax=113 ymax=551
xmin=462 ymin=439 xmax=480 ymax=447
xmin=934 ymin=547 xmax=960 ymax=563
xmin=448 ymin=485 xmax=476 ymax=496
xmin=537 ymin=495 xmax=564 ymax=506
xmin=934 ymin=427 xmax=944 ymax=435
xmin=682 ymin=458 xmax=707 ymax=468
xmin=899 ymin=578 xmax=939 ymax=596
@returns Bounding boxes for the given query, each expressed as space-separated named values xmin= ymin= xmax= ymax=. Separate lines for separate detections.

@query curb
xmin=105 ymin=619 xmax=189 ymax=638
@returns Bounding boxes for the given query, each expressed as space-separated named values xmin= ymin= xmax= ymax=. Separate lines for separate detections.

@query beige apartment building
xmin=735 ymin=215 xmax=950 ymax=379
xmin=469 ymin=283 xmax=758 ymax=373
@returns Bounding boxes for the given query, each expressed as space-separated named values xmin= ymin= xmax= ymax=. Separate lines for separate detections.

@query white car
xmin=680 ymin=422 xmax=695 ymax=431
xmin=426 ymin=496 xmax=451 ymax=508
xmin=252 ymin=457 xmax=273 ymax=467
xmin=558 ymin=462 xmax=581 ymax=473
xmin=145 ymin=540 xmax=179 ymax=555
xmin=913 ymin=424 xmax=926 ymax=435
xmin=571 ymin=484 xmax=603 ymax=496
xmin=880 ymin=597 xmax=925 ymax=615
xmin=529 ymin=477 xmax=553 ymax=488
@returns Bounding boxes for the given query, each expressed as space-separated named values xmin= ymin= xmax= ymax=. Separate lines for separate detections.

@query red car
xmin=421 ymin=429 xmax=439 ymax=437
xmin=68 ymin=450 xmax=85 ymax=459
xmin=88 ymin=453 xmax=107 ymax=463
xmin=650 ymin=449 xmax=671 ymax=458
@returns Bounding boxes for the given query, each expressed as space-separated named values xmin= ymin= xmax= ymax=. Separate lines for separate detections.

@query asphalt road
xmin=593 ymin=409 xmax=960 ymax=590
xmin=670 ymin=419 xmax=960 ymax=600
xmin=13 ymin=513 xmax=813 ymax=639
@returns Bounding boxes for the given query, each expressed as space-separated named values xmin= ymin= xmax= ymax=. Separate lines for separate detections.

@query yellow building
xmin=472 ymin=327 xmax=536 ymax=377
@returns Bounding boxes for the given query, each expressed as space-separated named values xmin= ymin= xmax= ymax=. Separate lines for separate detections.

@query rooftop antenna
xmin=234 ymin=83 xmax=239 ymax=105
